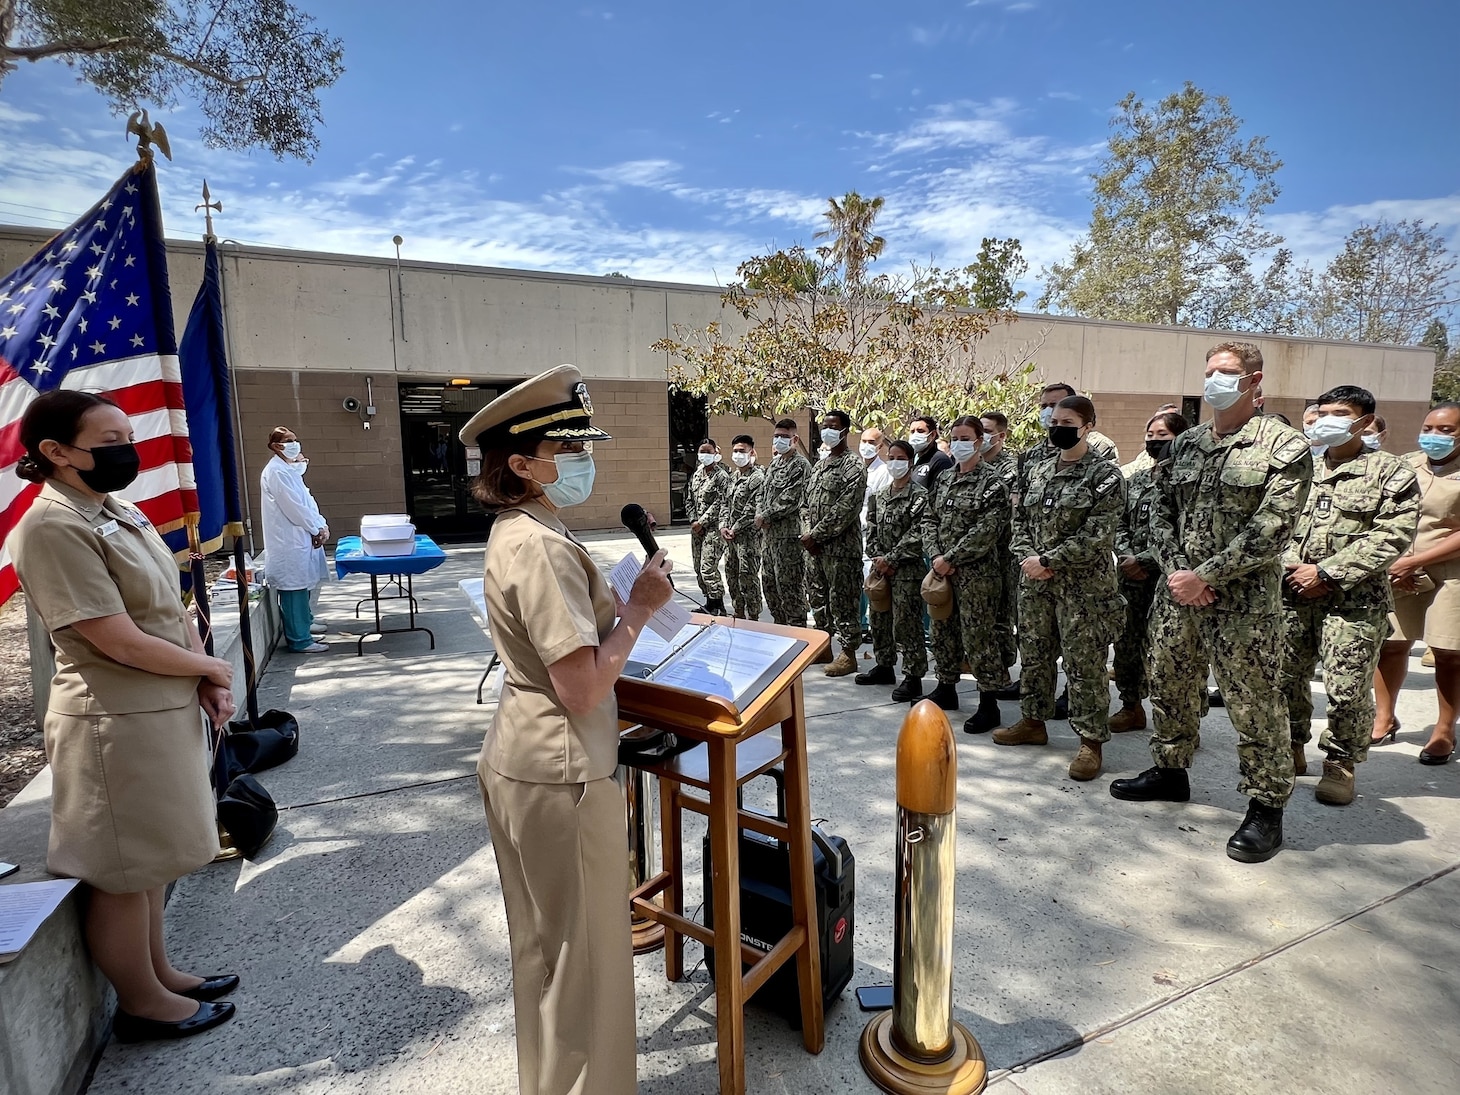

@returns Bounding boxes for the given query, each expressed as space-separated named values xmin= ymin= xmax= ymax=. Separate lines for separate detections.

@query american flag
xmin=0 ymin=159 xmax=198 ymax=608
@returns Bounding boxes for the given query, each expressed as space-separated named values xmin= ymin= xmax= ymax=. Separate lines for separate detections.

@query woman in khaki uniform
xmin=10 ymin=391 xmax=239 ymax=1042
xmin=461 ymin=365 xmax=673 ymax=1095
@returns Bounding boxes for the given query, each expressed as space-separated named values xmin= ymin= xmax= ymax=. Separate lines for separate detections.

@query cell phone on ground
xmin=856 ymin=984 xmax=893 ymax=1011
xmin=0 ymin=862 xmax=18 ymax=879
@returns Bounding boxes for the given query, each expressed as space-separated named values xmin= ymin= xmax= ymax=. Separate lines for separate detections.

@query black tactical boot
xmin=927 ymin=681 xmax=960 ymax=710
xmin=1053 ymin=686 xmax=1070 ymax=720
xmin=962 ymin=692 xmax=1001 ymax=734
xmin=991 ymin=679 xmax=1021 ymax=701
xmin=855 ymin=664 xmax=896 ymax=686
xmin=891 ymin=676 xmax=923 ymax=703
xmin=1226 ymin=800 xmax=1284 ymax=863
xmin=705 ymin=597 xmax=726 ymax=616
xmin=1109 ymin=766 xmax=1191 ymax=803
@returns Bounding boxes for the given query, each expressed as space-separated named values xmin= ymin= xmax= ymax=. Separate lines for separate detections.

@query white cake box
xmin=361 ymin=514 xmax=416 ymax=556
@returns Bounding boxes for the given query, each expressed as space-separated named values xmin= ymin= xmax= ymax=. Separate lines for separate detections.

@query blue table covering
xmin=334 ymin=534 xmax=448 ymax=578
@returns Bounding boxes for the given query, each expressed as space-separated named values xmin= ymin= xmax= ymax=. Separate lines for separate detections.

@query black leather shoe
xmin=1109 ymin=766 xmax=1190 ymax=802
xmin=891 ymin=676 xmax=923 ymax=703
xmin=963 ymin=692 xmax=1001 ymax=734
xmin=179 ymin=974 xmax=240 ymax=1002
xmin=1053 ymin=687 xmax=1069 ymax=720
xmin=990 ymin=679 xmax=1021 ymax=701
xmin=1226 ymin=800 xmax=1284 ymax=863
xmin=1208 ymin=687 xmax=1225 ymax=708
xmin=113 ymin=1000 xmax=236 ymax=1043
xmin=855 ymin=664 xmax=896 ymax=686
xmin=928 ymin=681 xmax=960 ymax=710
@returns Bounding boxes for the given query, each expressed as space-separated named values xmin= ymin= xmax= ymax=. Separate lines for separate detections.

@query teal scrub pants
xmin=278 ymin=588 xmax=315 ymax=651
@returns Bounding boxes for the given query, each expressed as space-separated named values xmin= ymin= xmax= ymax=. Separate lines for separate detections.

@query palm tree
xmin=815 ymin=192 xmax=887 ymax=289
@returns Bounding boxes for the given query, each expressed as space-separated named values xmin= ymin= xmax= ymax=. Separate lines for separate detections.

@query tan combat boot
xmin=993 ymin=718 xmax=1049 ymax=746
xmin=1068 ymin=739 xmax=1103 ymax=781
xmin=1422 ymin=647 xmax=1436 ymax=668
xmin=1292 ymin=743 xmax=1307 ymax=776
xmin=1109 ymin=704 xmax=1147 ymax=733
xmin=825 ymin=649 xmax=858 ymax=677
xmin=1314 ymin=758 xmax=1355 ymax=805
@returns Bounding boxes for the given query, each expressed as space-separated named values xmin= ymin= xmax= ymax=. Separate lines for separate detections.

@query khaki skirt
xmin=45 ymin=702 xmax=220 ymax=893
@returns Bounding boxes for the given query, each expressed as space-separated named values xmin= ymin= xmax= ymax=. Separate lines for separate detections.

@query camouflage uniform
xmin=723 ymin=463 xmax=767 ymax=619
xmin=1113 ymin=464 xmax=1162 ymax=705
xmin=866 ymin=481 xmax=929 ymax=679
xmin=686 ymin=462 xmax=730 ymax=603
xmin=985 ymin=446 xmax=1021 ymax=670
xmin=1148 ymin=417 xmax=1313 ymax=807
xmin=923 ymin=462 xmax=1013 ymax=690
xmin=1012 ymin=450 xmax=1126 ymax=741
xmin=1280 ymin=450 xmax=1419 ymax=762
xmin=757 ymin=449 xmax=811 ymax=625
xmin=803 ymin=450 xmax=868 ymax=653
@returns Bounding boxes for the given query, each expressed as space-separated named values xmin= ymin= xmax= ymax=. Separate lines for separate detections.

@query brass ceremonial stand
xmin=617 ymin=616 xmax=830 ymax=1095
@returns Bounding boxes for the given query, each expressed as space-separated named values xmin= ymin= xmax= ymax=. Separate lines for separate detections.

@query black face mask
xmin=1145 ymin=439 xmax=1173 ymax=463
xmin=70 ymin=443 xmax=141 ymax=493
xmin=1048 ymin=425 xmax=1082 ymax=451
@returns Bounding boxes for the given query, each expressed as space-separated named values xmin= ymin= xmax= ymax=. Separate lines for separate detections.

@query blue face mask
xmin=1418 ymin=433 xmax=1457 ymax=461
xmin=537 ymin=451 xmax=596 ymax=508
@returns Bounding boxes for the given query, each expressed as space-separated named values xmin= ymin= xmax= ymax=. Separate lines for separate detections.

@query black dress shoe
xmin=1208 ymin=687 xmax=1225 ymax=708
xmin=1053 ymin=687 xmax=1069 ymax=720
xmin=179 ymin=974 xmax=240 ymax=1002
xmin=854 ymin=664 xmax=896 ymax=686
xmin=1418 ymin=746 xmax=1454 ymax=765
xmin=1226 ymin=799 xmax=1283 ymax=863
xmin=891 ymin=676 xmax=923 ymax=703
xmin=990 ymin=679 xmax=1021 ymax=701
xmin=1109 ymin=766 xmax=1191 ymax=802
xmin=928 ymin=681 xmax=960 ymax=710
xmin=963 ymin=692 xmax=1001 ymax=734
xmin=113 ymin=1000 xmax=236 ymax=1043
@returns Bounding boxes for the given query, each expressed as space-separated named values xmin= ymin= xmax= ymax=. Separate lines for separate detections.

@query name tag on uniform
xmin=96 ymin=520 xmax=121 ymax=538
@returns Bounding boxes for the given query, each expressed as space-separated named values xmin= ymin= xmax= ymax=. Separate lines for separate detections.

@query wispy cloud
xmin=1269 ymin=196 xmax=1460 ymax=267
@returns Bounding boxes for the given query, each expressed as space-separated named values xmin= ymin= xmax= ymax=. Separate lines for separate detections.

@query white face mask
xmin=980 ymin=435 xmax=995 ymax=453
xmin=949 ymin=439 xmax=979 ymax=463
xmin=1306 ymin=415 xmax=1358 ymax=449
xmin=1203 ymin=370 xmax=1246 ymax=410
xmin=1310 ymin=444 xmax=1327 ymax=460
xmin=820 ymin=427 xmax=844 ymax=449
xmin=772 ymin=436 xmax=793 ymax=454
xmin=281 ymin=440 xmax=302 ymax=459
xmin=1038 ymin=407 xmax=1056 ymax=428
xmin=1362 ymin=434 xmax=1382 ymax=451
xmin=698 ymin=452 xmax=720 ymax=467
xmin=731 ymin=451 xmax=752 ymax=467
xmin=907 ymin=431 xmax=931 ymax=452
xmin=887 ymin=458 xmax=910 ymax=479
xmin=858 ymin=441 xmax=878 ymax=460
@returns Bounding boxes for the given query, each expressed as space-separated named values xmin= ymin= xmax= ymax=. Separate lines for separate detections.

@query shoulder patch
xmin=1383 ymin=462 xmax=1420 ymax=499
xmin=1272 ymin=433 xmax=1312 ymax=466
xmin=1092 ymin=465 xmax=1122 ymax=498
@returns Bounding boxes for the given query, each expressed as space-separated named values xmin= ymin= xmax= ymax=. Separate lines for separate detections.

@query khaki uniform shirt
xmin=12 ymin=480 xmax=198 ymax=716
xmin=1402 ymin=452 xmax=1460 ymax=583
xmin=757 ymin=450 xmax=810 ymax=539
xmin=1282 ymin=450 xmax=1420 ymax=608
xmin=1151 ymin=416 xmax=1313 ymax=615
xmin=481 ymin=501 xmax=618 ymax=784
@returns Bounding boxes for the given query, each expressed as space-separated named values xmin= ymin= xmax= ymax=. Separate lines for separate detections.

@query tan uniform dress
xmin=10 ymin=480 xmax=218 ymax=893
xmin=477 ymin=499 xmax=636 ymax=1095
xmin=1391 ymin=452 xmax=1460 ymax=651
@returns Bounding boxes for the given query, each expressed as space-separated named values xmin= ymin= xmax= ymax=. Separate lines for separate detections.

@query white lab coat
xmin=260 ymin=455 xmax=329 ymax=591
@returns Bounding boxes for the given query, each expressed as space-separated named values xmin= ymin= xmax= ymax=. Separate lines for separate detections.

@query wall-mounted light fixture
xmin=344 ymin=377 xmax=379 ymax=430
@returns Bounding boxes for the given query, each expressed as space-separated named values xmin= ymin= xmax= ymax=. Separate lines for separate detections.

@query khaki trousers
xmin=480 ymin=765 xmax=637 ymax=1095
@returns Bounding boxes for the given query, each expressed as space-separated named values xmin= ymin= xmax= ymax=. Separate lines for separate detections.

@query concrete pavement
xmin=87 ymin=529 xmax=1460 ymax=1094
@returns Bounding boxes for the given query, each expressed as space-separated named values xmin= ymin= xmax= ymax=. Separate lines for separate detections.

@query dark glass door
xmin=399 ymin=382 xmax=509 ymax=541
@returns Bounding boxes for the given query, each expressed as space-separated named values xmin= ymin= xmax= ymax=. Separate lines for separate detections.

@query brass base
xmin=211 ymin=827 xmax=243 ymax=863
xmin=631 ymin=918 xmax=666 ymax=955
xmin=859 ymin=1011 xmax=986 ymax=1095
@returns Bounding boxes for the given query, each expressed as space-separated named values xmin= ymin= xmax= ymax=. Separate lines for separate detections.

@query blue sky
xmin=0 ymin=0 xmax=1456 ymax=297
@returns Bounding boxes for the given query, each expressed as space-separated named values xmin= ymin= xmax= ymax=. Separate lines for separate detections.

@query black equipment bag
xmin=703 ymin=767 xmax=855 ymax=1027
xmin=223 ymin=708 xmax=300 ymax=776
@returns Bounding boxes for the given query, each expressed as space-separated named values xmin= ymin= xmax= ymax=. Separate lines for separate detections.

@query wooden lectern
xmin=617 ymin=616 xmax=830 ymax=1095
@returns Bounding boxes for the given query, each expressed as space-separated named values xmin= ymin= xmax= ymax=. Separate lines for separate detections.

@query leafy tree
xmin=1422 ymin=318 xmax=1450 ymax=363
xmin=0 ymin=0 xmax=344 ymax=159
xmin=1038 ymin=82 xmax=1285 ymax=329
xmin=814 ymin=191 xmax=886 ymax=289
xmin=969 ymin=237 xmax=1028 ymax=312
xmin=1293 ymin=221 xmax=1457 ymax=345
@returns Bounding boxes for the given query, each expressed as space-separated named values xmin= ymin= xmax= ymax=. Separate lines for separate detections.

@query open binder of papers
xmin=623 ymin=621 xmax=806 ymax=712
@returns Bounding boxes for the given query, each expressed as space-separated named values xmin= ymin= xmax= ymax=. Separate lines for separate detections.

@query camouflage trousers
xmin=1281 ymin=594 xmax=1390 ymax=764
xmin=807 ymin=542 xmax=863 ymax=653
xmin=1018 ymin=579 xmax=1119 ymax=742
xmin=724 ymin=532 xmax=763 ymax=619
xmin=761 ymin=534 xmax=807 ymax=625
xmin=1148 ymin=591 xmax=1294 ymax=807
xmin=993 ymin=545 xmax=1018 ymax=670
xmin=931 ymin=567 xmax=1011 ymax=691
xmin=690 ymin=528 xmax=725 ymax=601
xmin=1112 ymin=575 xmax=1159 ymax=705
xmin=871 ymin=573 xmax=929 ymax=679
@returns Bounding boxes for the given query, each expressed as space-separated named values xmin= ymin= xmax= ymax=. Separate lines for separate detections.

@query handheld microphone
xmin=620 ymin=503 xmax=660 ymax=558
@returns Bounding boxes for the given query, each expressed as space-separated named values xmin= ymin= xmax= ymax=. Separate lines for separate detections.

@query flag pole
xmin=187 ymin=516 xmax=215 ymax=656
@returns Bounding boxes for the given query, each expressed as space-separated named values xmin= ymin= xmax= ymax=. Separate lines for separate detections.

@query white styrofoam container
xmin=362 ymin=533 xmax=416 ymax=557
xmin=361 ymin=514 xmax=413 ymax=540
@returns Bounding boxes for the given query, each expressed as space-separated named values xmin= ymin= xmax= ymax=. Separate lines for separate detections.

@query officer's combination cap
xmin=458 ymin=364 xmax=612 ymax=448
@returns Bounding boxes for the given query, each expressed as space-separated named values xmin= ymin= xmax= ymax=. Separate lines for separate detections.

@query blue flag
xmin=167 ymin=237 xmax=244 ymax=561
